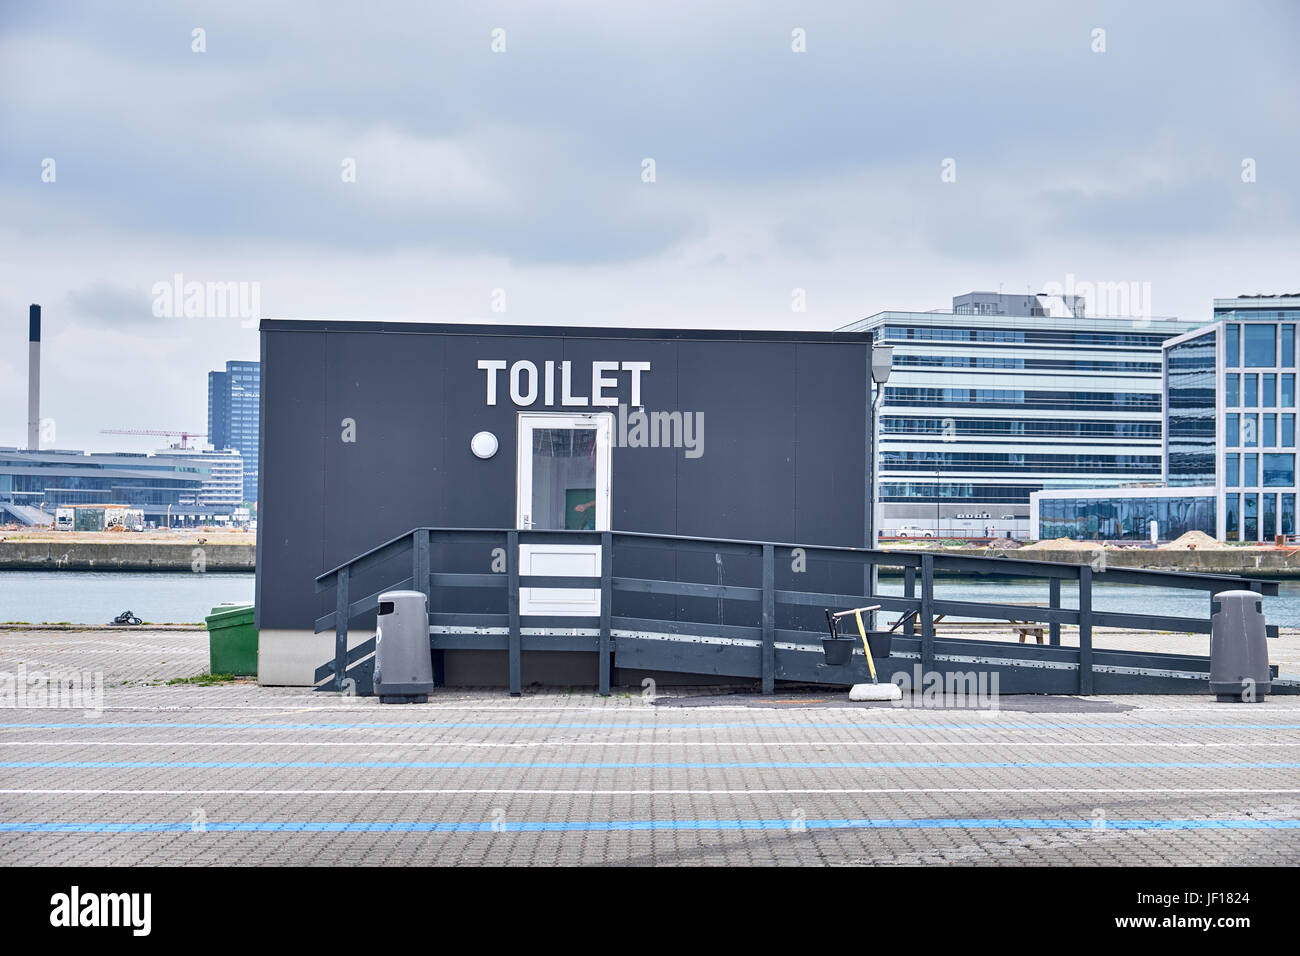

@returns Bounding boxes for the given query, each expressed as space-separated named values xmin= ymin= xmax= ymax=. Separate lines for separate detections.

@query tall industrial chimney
xmin=27 ymin=304 xmax=40 ymax=450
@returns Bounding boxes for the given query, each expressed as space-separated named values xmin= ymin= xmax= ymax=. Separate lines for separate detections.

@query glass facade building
xmin=0 ymin=447 xmax=210 ymax=518
xmin=208 ymin=360 xmax=259 ymax=503
xmin=1037 ymin=492 xmax=1215 ymax=541
xmin=1031 ymin=295 xmax=1300 ymax=542
xmin=1165 ymin=330 xmax=1217 ymax=486
xmin=1218 ymin=296 xmax=1300 ymax=541
xmin=839 ymin=293 xmax=1201 ymax=536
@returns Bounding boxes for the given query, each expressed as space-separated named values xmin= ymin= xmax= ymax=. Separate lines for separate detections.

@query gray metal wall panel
xmin=258 ymin=329 xmax=327 ymax=629
xmin=258 ymin=326 xmax=869 ymax=630
xmin=795 ymin=342 xmax=868 ymax=546
xmin=674 ymin=341 xmax=799 ymax=542
xmin=322 ymin=331 xmax=449 ymax=571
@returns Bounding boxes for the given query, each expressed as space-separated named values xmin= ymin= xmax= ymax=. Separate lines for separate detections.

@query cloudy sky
xmin=2 ymin=1 xmax=1298 ymax=452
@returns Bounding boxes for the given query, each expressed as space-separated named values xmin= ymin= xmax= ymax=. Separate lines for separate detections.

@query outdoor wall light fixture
xmin=470 ymin=431 xmax=499 ymax=459
xmin=871 ymin=344 xmax=894 ymax=385
xmin=868 ymin=342 xmax=894 ymax=564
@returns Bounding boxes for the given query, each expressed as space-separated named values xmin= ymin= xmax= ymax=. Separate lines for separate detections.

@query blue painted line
xmin=3 ymin=721 xmax=1300 ymax=731
xmin=4 ymin=759 xmax=1299 ymax=770
xmin=2 ymin=818 xmax=1298 ymax=833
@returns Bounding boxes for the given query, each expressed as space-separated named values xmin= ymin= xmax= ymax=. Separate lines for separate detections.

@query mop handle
xmin=852 ymin=609 xmax=878 ymax=683
xmin=831 ymin=605 xmax=880 ymax=619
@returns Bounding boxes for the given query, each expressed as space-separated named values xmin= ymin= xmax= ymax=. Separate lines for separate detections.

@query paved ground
xmin=2 ymin=629 xmax=1299 ymax=866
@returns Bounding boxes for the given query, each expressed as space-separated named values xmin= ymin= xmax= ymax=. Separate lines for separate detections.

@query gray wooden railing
xmin=314 ymin=528 xmax=1280 ymax=696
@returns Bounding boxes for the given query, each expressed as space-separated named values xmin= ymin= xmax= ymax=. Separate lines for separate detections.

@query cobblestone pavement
xmin=0 ymin=627 xmax=209 ymax=684
xmin=1 ymin=629 xmax=1299 ymax=866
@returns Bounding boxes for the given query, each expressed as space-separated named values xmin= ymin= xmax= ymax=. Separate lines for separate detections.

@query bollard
xmin=1209 ymin=590 xmax=1271 ymax=702
xmin=373 ymin=590 xmax=434 ymax=704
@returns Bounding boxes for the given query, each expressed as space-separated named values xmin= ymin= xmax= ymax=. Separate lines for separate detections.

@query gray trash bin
xmin=1209 ymin=590 xmax=1271 ymax=702
xmin=373 ymin=590 xmax=434 ymax=704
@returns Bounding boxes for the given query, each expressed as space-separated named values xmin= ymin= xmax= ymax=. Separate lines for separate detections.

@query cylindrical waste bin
xmin=1209 ymin=590 xmax=1271 ymax=702
xmin=373 ymin=590 xmax=434 ymax=704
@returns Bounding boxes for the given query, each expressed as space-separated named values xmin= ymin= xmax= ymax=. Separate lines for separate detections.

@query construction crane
xmin=101 ymin=428 xmax=208 ymax=450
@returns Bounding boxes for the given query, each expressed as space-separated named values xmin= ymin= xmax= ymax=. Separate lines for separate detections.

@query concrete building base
xmin=257 ymin=628 xmax=372 ymax=686
xmin=257 ymin=632 xmax=753 ymax=689
xmin=442 ymin=650 xmax=752 ymax=690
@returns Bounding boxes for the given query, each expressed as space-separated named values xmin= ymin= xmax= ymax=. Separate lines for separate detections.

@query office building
xmin=154 ymin=446 xmax=244 ymax=514
xmin=1031 ymin=294 xmax=1300 ymax=541
xmin=0 ymin=447 xmax=213 ymax=523
xmin=208 ymin=360 xmax=259 ymax=503
xmin=838 ymin=292 xmax=1202 ymax=536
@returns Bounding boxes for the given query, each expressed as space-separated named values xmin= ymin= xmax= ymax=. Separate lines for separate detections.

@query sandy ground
xmin=0 ymin=530 xmax=254 ymax=544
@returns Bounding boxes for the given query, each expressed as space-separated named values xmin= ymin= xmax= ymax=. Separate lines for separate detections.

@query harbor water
xmin=1 ymin=570 xmax=1299 ymax=628
xmin=0 ymin=571 xmax=256 ymax=626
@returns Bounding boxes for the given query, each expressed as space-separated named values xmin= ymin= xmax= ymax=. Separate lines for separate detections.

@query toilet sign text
xmin=477 ymin=359 xmax=650 ymax=408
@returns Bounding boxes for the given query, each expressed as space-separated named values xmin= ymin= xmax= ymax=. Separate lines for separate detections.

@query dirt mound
xmin=1022 ymin=537 xmax=1105 ymax=551
xmin=1159 ymin=530 xmax=1227 ymax=551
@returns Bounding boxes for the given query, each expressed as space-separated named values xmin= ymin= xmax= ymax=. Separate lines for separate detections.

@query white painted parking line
xmin=12 ymin=702 xmax=1300 ymax=715
xmin=5 ymin=787 xmax=1300 ymax=797
xmin=2 ymin=739 xmax=1298 ymax=748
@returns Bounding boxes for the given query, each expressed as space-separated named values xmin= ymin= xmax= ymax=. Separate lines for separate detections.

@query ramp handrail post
xmin=412 ymin=529 xmax=429 ymax=600
xmin=1078 ymin=565 xmax=1093 ymax=695
xmin=761 ymin=543 xmax=775 ymax=695
xmin=904 ymin=565 xmax=916 ymax=636
xmin=333 ymin=565 xmax=349 ymax=691
xmin=599 ymin=531 xmax=613 ymax=696
xmin=866 ymin=556 xmax=877 ymax=629
xmin=1049 ymin=577 xmax=1061 ymax=646
xmin=920 ymin=553 xmax=935 ymax=673
xmin=412 ymin=529 xmax=441 ymax=686
xmin=507 ymin=530 xmax=521 ymax=696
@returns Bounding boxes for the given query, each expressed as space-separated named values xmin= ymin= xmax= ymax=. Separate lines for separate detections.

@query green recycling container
xmin=205 ymin=604 xmax=258 ymax=676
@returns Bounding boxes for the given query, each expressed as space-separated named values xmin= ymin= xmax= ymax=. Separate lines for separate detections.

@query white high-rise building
xmin=839 ymin=291 xmax=1204 ymax=538
xmin=154 ymin=447 xmax=243 ymax=514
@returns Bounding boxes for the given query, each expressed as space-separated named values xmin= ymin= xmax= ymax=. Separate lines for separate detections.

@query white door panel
xmin=516 ymin=413 xmax=612 ymax=618
xmin=518 ymin=544 xmax=601 ymax=616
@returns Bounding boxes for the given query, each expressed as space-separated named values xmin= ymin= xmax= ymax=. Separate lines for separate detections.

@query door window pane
xmin=1226 ymin=493 xmax=1239 ymax=541
xmin=1264 ymin=494 xmax=1278 ymax=539
xmin=530 ymin=428 xmax=598 ymax=530
xmin=1244 ymin=493 xmax=1258 ymax=541
xmin=1284 ymin=494 xmax=1296 ymax=536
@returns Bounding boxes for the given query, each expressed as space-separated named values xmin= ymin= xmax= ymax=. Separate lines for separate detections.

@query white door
xmin=516 ymin=413 xmax=612 ymax=616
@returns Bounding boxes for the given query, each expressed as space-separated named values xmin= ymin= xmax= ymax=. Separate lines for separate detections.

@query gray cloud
xmin=1 ymin=0 xmax=1299 ymax=449
xmin=64 ymin=281 xmax=164 ymax=329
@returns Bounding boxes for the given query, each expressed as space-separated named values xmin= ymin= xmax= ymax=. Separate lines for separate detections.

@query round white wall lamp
xmin=470 ymin=431 xmax=499 ymax=459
